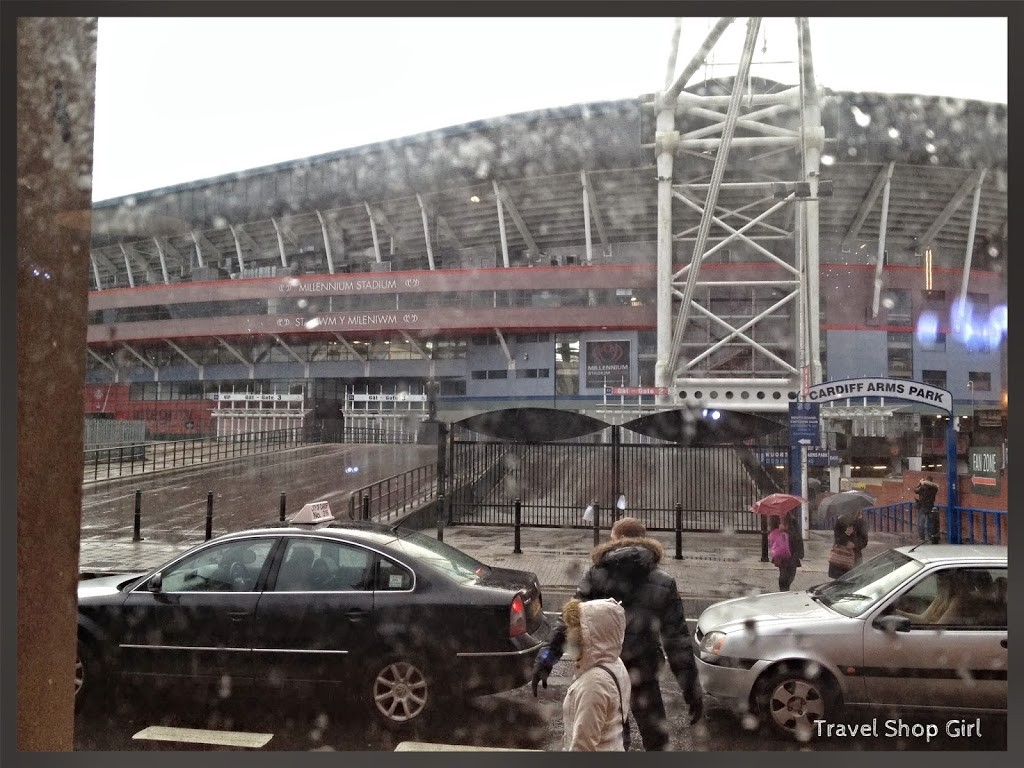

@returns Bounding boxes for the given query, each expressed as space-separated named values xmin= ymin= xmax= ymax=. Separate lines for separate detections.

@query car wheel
xmin=75 ymin=639 xmax=104 ymax=711
xmin=755 ymin=662 xmax=838 ymax=740
xmin=367 ymin=655 xmax=434 ymax=729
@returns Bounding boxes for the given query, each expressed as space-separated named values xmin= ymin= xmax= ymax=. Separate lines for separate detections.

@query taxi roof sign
xmin=290 ymin=501 xmax=334 ymax=525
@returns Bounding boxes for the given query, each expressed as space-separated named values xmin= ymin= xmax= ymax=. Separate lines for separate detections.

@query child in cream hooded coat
xmin=561 ymin=597 xmax=632 ymax=751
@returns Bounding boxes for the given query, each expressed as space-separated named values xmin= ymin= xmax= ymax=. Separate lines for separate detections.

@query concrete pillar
xmin=16 ymin=16 xmax=98 ymax=750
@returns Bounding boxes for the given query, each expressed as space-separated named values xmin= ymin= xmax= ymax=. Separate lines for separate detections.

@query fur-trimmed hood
xmin=591 ymin=536 xmax=663 ymax=570
xmin=562 ymin=597 xmax=626 ymax=672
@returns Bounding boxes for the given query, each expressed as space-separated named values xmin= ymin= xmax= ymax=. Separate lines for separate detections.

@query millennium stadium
xmin=82 ymin=23 xmax=1007 ymax=485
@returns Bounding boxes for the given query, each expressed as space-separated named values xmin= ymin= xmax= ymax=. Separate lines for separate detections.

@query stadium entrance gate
xmin=444 ymin=408 xmax=787 ymax=533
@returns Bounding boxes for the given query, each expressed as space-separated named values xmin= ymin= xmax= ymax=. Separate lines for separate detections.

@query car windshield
xmin=811 ymin=549 xmax=923 ymax=617
xmin=388 ymin=528 xmax=490 ymax=582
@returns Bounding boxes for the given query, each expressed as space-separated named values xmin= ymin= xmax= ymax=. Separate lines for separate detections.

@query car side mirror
xmin=875 ymin=614 xmax=911 ymax=633
xmin=148 ymin=572 xmax=163 ymax=592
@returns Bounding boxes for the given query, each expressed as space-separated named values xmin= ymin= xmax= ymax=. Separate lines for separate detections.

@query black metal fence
xmin=82 ymin=426 xmax=318 ymax=482
xmin=446 ymin=425 xmax=785 ymax=533
xmin=347 ymin=463 xmax=438 ymax=522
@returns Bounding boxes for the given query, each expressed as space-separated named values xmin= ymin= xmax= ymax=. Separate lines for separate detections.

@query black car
xmin=76 ymin=513 xmax=550 ymax=729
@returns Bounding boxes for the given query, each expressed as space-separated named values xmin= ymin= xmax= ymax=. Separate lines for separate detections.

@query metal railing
xmin=447 ymin=432 xmax=768 ymax=533
xmin=347 ymin=463 xmax=437 ymax=522
xmin=865 ymin=502 xmax=1008 ymax=545
xmin=955 ymin=506 xmax=1008 ymax=545
xmin=82 ymin=426 xmax=317 ymax=482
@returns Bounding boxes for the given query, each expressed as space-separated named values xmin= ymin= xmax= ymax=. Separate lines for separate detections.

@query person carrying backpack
xmin=560 ymin=597 xmax=632 ymax=751
xmin=768 ymin=513 xmax=803 ymax=591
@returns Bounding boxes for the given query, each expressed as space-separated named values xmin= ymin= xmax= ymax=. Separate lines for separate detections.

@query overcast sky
xmin=91 ymin=16 xmax=1008 ymax=201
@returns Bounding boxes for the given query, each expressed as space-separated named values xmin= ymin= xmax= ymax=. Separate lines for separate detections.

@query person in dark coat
xmin=914 ymin=476 xmax=940 ymax=543
xmin=769 ymin=513 xmax=804 ymax=591
xmin=531 ymin=517 xmax=703 ymax=751
xmin=828 ymin=508 xmax=869 ymax=578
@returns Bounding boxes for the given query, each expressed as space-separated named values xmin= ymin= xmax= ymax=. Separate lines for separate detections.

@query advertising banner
xmin=585 ymin=340 xmax=631 ymax=389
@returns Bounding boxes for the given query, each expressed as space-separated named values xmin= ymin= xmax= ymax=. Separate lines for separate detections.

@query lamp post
xmin=967 ymin=379 xmax=976 ymax=437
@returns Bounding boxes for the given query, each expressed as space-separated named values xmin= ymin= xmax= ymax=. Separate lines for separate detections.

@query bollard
xmin=362 ymin=495 xmax=370 ymax=522
xmin=436 ymin=493 xmax=445 ymax=542
xmin=513 ymin=498 xmax=522 ymax=554
xmin=279 ymin=492 xmax=286 ymax=523
xmin=205 ymin=491 xmax=214 ymax=541
xmin=592 ymin=502 xmax=601 ymax=547
xmin=760 ymin=514 xmax=769 ymax=562
xmin=132 ymin=489 xmax=144 ymax=542
xmin=674 ymin=503 xmax=683 ymax=560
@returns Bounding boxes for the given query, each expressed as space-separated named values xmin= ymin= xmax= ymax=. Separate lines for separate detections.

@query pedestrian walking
xmin=828 ymin=508 xmax=869 ymax=578
xmin=914 ymin=475 xmax=940 ymax=543
xmin=532 ymin=517 xmax=703 ymax=751
xmin=768 ymin=513 xmax=803 ymax=591
xmin=560 ymin=597 xmax=632 ymax=751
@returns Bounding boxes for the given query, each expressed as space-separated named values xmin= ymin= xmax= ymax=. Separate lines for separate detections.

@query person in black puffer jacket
xmin=532 ymin=517 xmax=703 ymax=751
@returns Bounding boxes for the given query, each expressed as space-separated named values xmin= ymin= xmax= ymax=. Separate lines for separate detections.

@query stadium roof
xmin=88 ymin=85 xmax=1006 ymax=289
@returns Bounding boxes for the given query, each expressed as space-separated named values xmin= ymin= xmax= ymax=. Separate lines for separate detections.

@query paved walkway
xmin=76 ymin=444 xmax=918 ymax=599
xmin=79 ymin=519 xmax=915 ymax=602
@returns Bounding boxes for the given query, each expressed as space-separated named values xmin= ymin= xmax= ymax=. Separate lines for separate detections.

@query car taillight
xmin=509 ymin=594 xmax=527 ymax=638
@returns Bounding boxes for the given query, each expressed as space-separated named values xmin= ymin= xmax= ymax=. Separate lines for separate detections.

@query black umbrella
xmin=817 ymin=491 xmax=877 ymax=528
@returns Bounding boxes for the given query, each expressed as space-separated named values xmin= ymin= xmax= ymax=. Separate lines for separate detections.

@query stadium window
xmin=967 ymin=292 xmax=990 ymax=314
xmin=886 ymin=288 xmax=912 ymax=324
xmin=921 ymin=289 xmax=946 ymax=315
xmin=515 ymin=368 xmax=550 ymax=379
xmin=887 ymin=332 xmax=913 ymax=378
xmin=921 ymin=369 xmax=947 ymax=389
xmin=920 ymin=331 xmax=946 ymax=351
xmin=968 ymin=371 xmax=992 ymax=391
xmin=440 ymin=379 xmax=466 ymax=396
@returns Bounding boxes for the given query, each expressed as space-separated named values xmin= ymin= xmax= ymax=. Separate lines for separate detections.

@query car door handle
xmin=346 ymin=608 xmax=369 ymax=622
xmin=228 ymin=611 xmax=250 ymax=622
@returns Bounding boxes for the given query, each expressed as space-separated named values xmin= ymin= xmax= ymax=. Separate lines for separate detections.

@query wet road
xmin=81 ymin=444 xmax=434 ymax=545
xmin=73 ymin=663 xmax=1005 ymax=751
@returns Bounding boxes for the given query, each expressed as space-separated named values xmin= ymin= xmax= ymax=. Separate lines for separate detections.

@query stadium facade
xmin=82 ymin=80 xmax=1007 ymax=473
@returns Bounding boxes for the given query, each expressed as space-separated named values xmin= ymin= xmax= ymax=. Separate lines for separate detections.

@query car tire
xmin=754 ymin=662 xmax=839 ymax=740
xmin=75 ymin=639 xmax=105 ymax=712
xmin=366 ymin=654 xmax=436 ymax=730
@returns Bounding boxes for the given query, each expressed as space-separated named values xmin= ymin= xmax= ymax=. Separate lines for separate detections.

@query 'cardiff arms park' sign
xmin=806 ymin=378 xmax=952 ymax=413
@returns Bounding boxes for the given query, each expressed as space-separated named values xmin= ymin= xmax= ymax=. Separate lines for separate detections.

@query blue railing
xmin=864 ymin=501 xmax=917 ymax=536
xmin=864 ymin=502 xmax=1007 ymax=545
xmin=956 ymin=506 xmax=1008 ymax=545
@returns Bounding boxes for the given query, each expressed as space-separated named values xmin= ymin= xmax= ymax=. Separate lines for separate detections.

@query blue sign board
xmin=789 ymin=402 xmax=821 ymax=447
xmin=807 ymin=448 xmax=842 ymax=467
xmin=753 ymin=447 xmax=840 ymax=468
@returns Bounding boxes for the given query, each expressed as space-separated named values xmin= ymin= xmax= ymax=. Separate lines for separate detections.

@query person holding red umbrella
xmin=768 ymin=513 xmax=804 ymax=591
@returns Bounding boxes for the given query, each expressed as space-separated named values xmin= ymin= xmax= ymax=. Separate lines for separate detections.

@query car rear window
xmin=388 ymin=529 xmax=489 ymax=582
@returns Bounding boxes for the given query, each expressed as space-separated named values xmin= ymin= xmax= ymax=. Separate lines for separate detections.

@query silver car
xmin=694 ymin=544 xmax=1007 ymax=740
